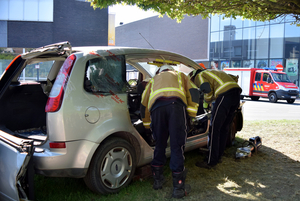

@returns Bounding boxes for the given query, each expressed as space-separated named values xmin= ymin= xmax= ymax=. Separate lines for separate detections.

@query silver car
xmin=0 ymin=42 xmax=244 ymax=200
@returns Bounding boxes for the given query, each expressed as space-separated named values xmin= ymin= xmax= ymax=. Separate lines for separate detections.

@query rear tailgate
xmin=0 ymin=130 xmax=35 ymax=201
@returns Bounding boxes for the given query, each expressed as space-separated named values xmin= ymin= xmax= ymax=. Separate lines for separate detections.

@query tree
xmin=87 ymin=0 xmax=300 ymax=24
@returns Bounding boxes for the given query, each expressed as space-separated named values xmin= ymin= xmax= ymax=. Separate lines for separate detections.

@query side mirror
xmin=200 ymin=82 xmax=211 ymax=93
xmin=267 ymin=77 xmax=272 ymax=83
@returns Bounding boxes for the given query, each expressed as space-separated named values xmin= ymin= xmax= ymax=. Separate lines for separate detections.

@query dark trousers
xmin=150 ymin=102 xmax=188 ymax=172
xmin=207 ymin=88 xmax=241 ymax=166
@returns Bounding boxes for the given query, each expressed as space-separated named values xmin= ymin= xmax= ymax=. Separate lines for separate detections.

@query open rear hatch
xmin=0 ymin=41 xmax=72 ymax=200
xmin=0 ymin=131 xmax=35 ymax=200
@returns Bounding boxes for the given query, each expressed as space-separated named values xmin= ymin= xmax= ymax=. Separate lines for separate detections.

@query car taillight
xmin=45 ymin=54 xmax=76 ymax=112
xmin=49 ymin=142 xmax=66 ymax=149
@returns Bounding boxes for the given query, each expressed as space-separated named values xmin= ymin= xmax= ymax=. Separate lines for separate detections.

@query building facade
xmin=0 ymin=0 xmax=108 ymax=48
xmin=211 ymin=14 xmax=300 ymax=86
xmin=0 ymin=0 xmax=108 ymax=75
xmin=116 ymin=15 xmax=209 ymax=65
xmin=115 ymin=13 xmax=300 ymax=87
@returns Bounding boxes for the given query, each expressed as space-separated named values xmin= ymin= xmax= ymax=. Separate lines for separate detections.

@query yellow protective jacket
xmin=194 ymin=69 xmax=241 ymax=104
xmin=140 ymin=70 xmax=199 ymax=129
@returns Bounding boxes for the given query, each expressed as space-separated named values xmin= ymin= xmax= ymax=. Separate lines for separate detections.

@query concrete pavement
xmin=242 ymin=98 xmax=300 ymax=121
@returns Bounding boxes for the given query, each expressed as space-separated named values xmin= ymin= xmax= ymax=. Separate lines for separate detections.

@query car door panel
xmin=0 ymin=131 xmax=34 ymax=201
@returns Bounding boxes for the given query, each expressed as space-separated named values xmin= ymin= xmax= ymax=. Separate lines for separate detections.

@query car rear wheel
xmin=287 ymin=99 xmax=295 ymax=104
xmin=226 ymin=120 xmax=236 ymax=147
xmin=251 ymin=96 xmax=260 ymax=101
xmin=269 ymin=92 xmax=277 ymax=103
xmin=84 ymin=137 xmax=136 ymax=194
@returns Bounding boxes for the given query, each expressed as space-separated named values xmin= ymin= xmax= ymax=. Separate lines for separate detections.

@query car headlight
xmin=278 ymin=85 xmax=289 ymax=91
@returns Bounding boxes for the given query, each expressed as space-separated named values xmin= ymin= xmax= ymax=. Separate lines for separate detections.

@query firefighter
xmin=190 ymin=68 xmax=241 ymax=169
xmin=140 ymin=64 xmax=199 ymax=198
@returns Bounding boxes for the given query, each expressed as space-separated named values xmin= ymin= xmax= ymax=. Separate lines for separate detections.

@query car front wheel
xmin=269 ymin=92 xmax=277 ymax=103
xmin=84 ymin=137 xmax=136 ymax=194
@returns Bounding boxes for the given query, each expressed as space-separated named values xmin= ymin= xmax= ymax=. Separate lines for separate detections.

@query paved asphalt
xmin=242 ymin=97 xmax=300 ymax=121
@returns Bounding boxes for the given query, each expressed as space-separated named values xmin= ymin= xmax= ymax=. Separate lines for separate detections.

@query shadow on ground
xmin=34 ymin=121 xmax=300 ymax=201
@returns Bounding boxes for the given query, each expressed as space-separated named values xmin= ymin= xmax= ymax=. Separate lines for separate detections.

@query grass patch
xmin=34 ymin=120 xmax=300 ymax=201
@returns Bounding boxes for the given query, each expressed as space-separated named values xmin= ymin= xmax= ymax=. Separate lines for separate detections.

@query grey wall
xmin=116 ymin=15 xmax=208 ymax=60
xmin=0 ymin=21 xmax=7 ymax=47
xmin=6 ymin=0 xmax=108 ymax=48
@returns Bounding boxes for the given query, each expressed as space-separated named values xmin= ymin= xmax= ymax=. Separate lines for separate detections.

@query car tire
xmin=84 ymin=137 xmax=136 ymax=194
xmin=286 ymin=99 xmax=295 ymax=104
xmin=269 ymin=92 xmax=277 ymax=103
xmin=226 ymin=120 xmax=236 ymax=147
xmin=251 ymin=96 xmax=260 ymax=101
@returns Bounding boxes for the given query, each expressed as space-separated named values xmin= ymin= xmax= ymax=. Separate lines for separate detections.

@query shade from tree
xmin=87 ymin=0 xmax=300 ymax=24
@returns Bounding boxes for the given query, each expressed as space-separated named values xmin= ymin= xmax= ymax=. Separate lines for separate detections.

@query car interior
xmin=0 ymin=53 xmax=209 ymax=148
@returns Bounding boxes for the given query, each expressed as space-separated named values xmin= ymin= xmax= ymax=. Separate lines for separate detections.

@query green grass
xmin=33 ymin=120 xmax=300 ymax=201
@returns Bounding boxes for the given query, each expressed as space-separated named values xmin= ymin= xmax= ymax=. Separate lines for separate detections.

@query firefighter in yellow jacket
xmin=191 ymin=69 xmax=242 ymax=169
xmin=140 ymin=64 xmax=199 ymax=198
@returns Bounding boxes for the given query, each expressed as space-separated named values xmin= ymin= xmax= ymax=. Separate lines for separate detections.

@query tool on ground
xmin=235 ymin=136 xmax=262 ymax=159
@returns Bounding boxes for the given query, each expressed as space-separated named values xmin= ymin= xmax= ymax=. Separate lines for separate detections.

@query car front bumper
xmin=276 ymin=90 xmax=299 ymax=99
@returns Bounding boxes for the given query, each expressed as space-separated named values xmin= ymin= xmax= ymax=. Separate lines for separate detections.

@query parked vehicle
xmin=0 ymin=42 xmax=244 ymax=200
xmin=224 ymin=68 xmax=299 ymax=103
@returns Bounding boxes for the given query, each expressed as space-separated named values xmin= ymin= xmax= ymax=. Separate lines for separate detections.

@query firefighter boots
xmin=151 ymin=166 xmax=165 ymax=190
xmin=172 ymin=169 xmax=190 ymax=198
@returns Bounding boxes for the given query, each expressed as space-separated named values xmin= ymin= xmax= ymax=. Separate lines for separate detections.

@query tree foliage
xmin=88 ymin=0 xmax=300 ymax=23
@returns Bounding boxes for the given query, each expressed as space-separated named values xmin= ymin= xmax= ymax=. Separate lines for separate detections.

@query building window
xmin=211 ymin=15 xmax=220 ymax=32
xmin=270 ymin=16 xmax=285 ymax=24
xmin=220 ymin=61 xmax=230 ymax=69
xmin=0 ymin=0 xmax=53 ymax=22
xmin=243 ymin=19 xmax=255 ymax=28
xmin=270 ymin=59 xmax=283 ymax=68
xmin=256 ymin=21 xmax=269 ymax=27
xmin=243 ymin=27 xmax=255 ymax=60
xmin=210 ymin=32 xmax=220 ymax=60
xmin=243 ymin=60 xmax=254 ymax=67
xmin=285 ymin=23 xmax=300 ymax=59
xmin=270 ymin=24 xmax=284 ymax=58
xmin=256 ymin=59 xmax=268 ymax=68
xmin=210 ymin=61 xmax=219 ymax=69
xmin=220 ymin=14 xmax=231 ymax=31
xmin=285 ymin=14 xmax=297 ymax=23
xmin=256 ymin=26 xmax=269 ymax=59
xmin=231 ymin=16 xmax=243 ymax=29
xmin=234 ymin=46 xmax=242 ymax=56
xmin=231 ymin=60 xmax=241 ymax=67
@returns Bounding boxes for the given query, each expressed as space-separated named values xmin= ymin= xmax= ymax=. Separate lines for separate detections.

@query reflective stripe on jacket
xmin=141 ymin=70 xmax=199 ymax=129
xmin=194 ymin=69 xmax=241 ymax=103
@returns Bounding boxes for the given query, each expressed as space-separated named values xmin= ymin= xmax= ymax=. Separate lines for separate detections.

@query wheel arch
xmin=235 ymin=110 xmax=243 ymax=132
xmin=83 ymin=133 xmax=140 ymax=194
xmin=268 ymin=90 xmax=276 ymax=96
xmin=89 ymin=131 xmax=142 ymax=169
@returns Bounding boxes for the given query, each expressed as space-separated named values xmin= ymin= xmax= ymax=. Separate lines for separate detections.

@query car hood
xmin=276 ymin=82 xmax=299 ymax=89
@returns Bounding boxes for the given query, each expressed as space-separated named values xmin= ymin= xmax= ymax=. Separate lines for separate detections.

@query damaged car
xmin=0 ymin=42 xmax=244 ymax=200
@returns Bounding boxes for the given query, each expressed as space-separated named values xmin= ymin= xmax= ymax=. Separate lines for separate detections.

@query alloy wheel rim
xmin=100 ymin=147 xmax=133 ymax=189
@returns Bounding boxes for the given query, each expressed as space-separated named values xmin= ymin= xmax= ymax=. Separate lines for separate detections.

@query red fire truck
xmin=224 ymin=67 xmax=299 ymax=103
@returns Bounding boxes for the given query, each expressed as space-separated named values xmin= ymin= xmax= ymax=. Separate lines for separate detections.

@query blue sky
xmin=109 ymin=5 xmax=159 ymax=27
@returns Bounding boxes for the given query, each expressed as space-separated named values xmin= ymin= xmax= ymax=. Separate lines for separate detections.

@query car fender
xmin=85 ymin=119 xmax=153 ymax=167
